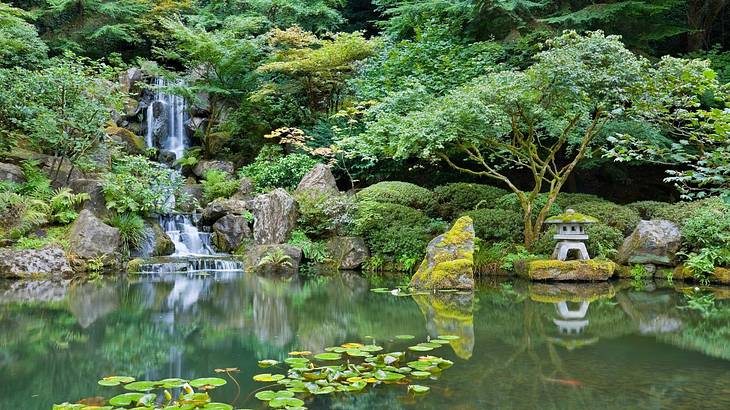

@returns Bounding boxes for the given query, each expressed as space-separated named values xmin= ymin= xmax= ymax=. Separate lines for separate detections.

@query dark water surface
xmin=1 ymin=272 xmax=730 ymax=409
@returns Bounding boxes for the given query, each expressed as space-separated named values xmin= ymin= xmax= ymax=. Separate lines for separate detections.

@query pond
xmin=2 ymin=272 xmax=730 ymax=409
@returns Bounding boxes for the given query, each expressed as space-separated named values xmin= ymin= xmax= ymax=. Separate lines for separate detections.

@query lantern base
xmin=552 ymin=241 xmax=590 ymax=261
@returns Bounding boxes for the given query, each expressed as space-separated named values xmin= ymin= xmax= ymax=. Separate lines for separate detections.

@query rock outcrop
xmin=0 ymin=162 xmax=24 ymax=184
xmin=515 ymin=259 xmax=616 ymax=281
xmin=201 ymin=198 xmax=251 ymax=225
xmin=212 ymin=214 xmax=251 ymax=252
xmin=193 ymin=160 xmax=235 ymax=179
xmin=409 ymin=216 xmax=475 ymax=290
xmin=295 ymin=164 xmax=338 ymax=195
xmin=69 ymin=210 xmax=121 ymax=261
xmin=0 ymin=246 xmax=72 ymax=279
xmin=327 ymin=236 xmax=369 ymax=269
xmin=70 ymin=178 xmax=107 ymax=217
xmin=246 ymin=244 xmax=303 ymax=275
xmin=617 ymin=220 xmax=682 ymax=266
xmin=252 ymin=189 xmax=298 ymax=244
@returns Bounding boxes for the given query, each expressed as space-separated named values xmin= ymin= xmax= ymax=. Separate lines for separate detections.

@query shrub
xmin=570 ymin=200 xmax=640 ymax=235
xmin=239 ymin=145 xmax=319 ymax=192
xmin=654 ymin=197 xmax=726 ymax=226
xmin=106 ymin=213 xmax=146 ymax=256
xmin=680 ymin=202 xmax=730 ymax=251
xmin=494 ymin=192 xmax=561 ymax=218
xmin=202 ymin=169 xmax=239 ymax=203
xmin=18 ymin=160 xmax=52 ymax=200
xmin=462 ymin=208 xmax=522 ymax=243
xmin=12 ymin=226 xmax=70 ymax=250
xmin=626 ymin=200 xmax=671 ymax=220
xmin=357 ymin=181 xmax=435 ymax=212
xmin=555 ymin=192 xmax=603 ymax=209
xmin=0 ymin=191 xmax=49 ymax=240
xmin=294 ymin=191 xmax=355 ymax=239
xmin=102 ymin=155 xmax=185 ymax=215
xmin=288 ymin=230 xmax=330 ymax=263
xmin=354 ymin=201 xmax=435 ymax=262
xmin=433 ymin=182 xmax=508 ymax=218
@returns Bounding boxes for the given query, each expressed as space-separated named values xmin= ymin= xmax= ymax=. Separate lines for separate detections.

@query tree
xmin=343 ymin=31 xmax=652 ymax=247
xmin=0 ymin=2 xmax=48 ymax=69
xmin=0 ymin=55 xmax=118 ymax=183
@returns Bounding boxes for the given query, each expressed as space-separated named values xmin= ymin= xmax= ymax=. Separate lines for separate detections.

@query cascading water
xmin=138 ymin=77 xmax=245 ymax=274
xmin=145 ymin=78 xmax=188 ymax=160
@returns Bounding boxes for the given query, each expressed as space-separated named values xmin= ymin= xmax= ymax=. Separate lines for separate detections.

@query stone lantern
xmin=544 ymin=209 xmax=598 ymax=261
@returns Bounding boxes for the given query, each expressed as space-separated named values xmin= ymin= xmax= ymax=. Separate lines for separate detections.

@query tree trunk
xmin=687 ymin=0 xmax=728 ymax=51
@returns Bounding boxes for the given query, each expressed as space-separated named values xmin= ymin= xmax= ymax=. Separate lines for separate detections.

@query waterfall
xmin=158 ymin=214 xmax=215 ymax=256
xmin=145 ymin=77 xmax=188 ymax=160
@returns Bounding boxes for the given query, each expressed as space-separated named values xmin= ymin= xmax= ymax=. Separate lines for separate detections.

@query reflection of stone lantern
xmin=553 ymin=301 xmax=590 ymax=334
xmin=544 ymin=209 xmax=598 ymax=261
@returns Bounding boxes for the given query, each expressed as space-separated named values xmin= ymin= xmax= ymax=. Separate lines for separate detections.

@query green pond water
xmin=2 ymin=272 xmax=730 ymax=409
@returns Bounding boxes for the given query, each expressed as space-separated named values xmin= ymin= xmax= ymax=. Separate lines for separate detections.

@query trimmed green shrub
xmin=462 ymin=208 xmax=522 ymax=243
xmin=434 ymin=182 xmax=508 ymax=218
xmin=654 ymin=197 xmax=726 ymax=226
xmin=570 ymin=200 xmax=640 ymax=235
xmin=626 ymin=200 xmax=671 ymax=220
xmin=239 ymin=145 xmax=320 ymax=192
xmin=555 ymin=192 xmax=603 ymax=209
xmin=681 ymin=202 xmax=730 ymax=251
xmin=354 ymin=201 xmax=434 ymax=261
xmin=357 ymin=181 xmax=435 ymax=211
xmin=294 ymin=191 xmax=355 ymax=239
xmin=494 ymin=192 xmax=561 ymax=218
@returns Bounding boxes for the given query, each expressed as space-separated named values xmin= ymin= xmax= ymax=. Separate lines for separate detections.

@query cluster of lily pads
xmin=251 ymin=336 xmax=458 ymax=408
xmin=54 ymin=375 xmax=233 ymax=410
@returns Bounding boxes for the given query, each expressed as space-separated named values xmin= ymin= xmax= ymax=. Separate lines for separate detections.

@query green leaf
xmin=408 ymin=384 xmax=430 ymax=394
xmin=123 ymin=381 xmax=159 ymax=391
xmin=108 ymin=393 xmax=145 ymax=406
xmin=258 ymin=359 xmax=280 ymax=368
xmin=314 ymin=352 xmax=342 ymax=361
xmin=395 ymin=335 xmax=415 ymax=340
xmin=190 ymin=377 xmax=227 ymax=388
xmin=253 ymin=373 xmax=285 ymax=382
xmin=268 ymin=397 xmax=305 ymax=408
xmin=98 ymin=376 xmax=135 ymax=386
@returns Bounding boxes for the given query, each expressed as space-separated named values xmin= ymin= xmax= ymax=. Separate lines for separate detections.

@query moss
xmin=545 ymin=210 xmax=599 ymax=224
xmin=126 ymin=258 xmax=143 ymax=273
xmin=516 ymin=258 xmax=615 ymax=281
xmin=357 ymin=181 xmax=435 ymax=211
xmin=438 ymin=216 xmax=474 ymax=246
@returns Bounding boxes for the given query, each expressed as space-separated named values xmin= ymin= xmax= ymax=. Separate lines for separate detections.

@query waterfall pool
xmin=2 ymin=275 xmax=730 ymax=409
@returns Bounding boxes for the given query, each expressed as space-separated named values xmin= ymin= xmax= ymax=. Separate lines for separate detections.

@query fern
xmin=50 ymin=188 xmax=90 ymax=224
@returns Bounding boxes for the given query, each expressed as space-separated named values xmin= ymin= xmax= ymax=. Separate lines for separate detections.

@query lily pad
xmin=108 ymin=393 xmax=145 ymax=406
xmin=253 ymin=373 xmax=285 ymax=382
xmin=410 ymin=371 xmax=431 ymax=378
xmin=360 ymin=345 xmax=383 ymax=352
xmin=369 ymin=288 xmax=390 ymax=293
xmin=374 ymin=370 xmax=405 ymax=381
xmin=288 ymin=350 xmax=312 ymax=356
xmin=438 ymin=335 xmax=460 ymax=340
xmin=257 ymin=359 xmax=279 ymax=368
xmin=160 ymin=378 xmax=187 ymax=388
xmin=98 ymin=376 xmax=135 ymax=386
xmin=190 ymin=377 xmax=227 ymax=388
xmin=314 ymin=352 xmax=342 ymax=361
xmin=203 ymin=403 xmax=234 ymax=410
xmin=418 ymin=342 xmax=442 ymax=349
xmin=123 ymin=381 xmax=158 ymax=391
xmin=408 ymin=384 xmax=430 ymax=394
xmin=268 ymin=397 xmax=305 ymax=408
xmin=284 ymin=357 xmax=310 ymax=367
xmin=430 ymin=339 xmax=450 ymax=345
xmin=395 ymin=335 xmax=415 ymax=340
xmin=255 ymin=390 xmax=294 ymax=401
xmin=408 ymin=345 xmax=433 ymax=352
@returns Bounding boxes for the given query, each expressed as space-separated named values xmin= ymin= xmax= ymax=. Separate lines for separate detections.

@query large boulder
xmin=132 ymin=219 xmax=175 ymax=258
xmin=0 ymin=246 xmax=72 ymax=279
xmin=515 ymin=259 xmax=616 ymax=281
xmin=69 ymin=178 xmax=107 ymax=218
xmin=252 ymin=189 xmax=298 ymax=244
xmin=327 ymin=236 xmax=369 ymax=269
xmin=246 ymin=244 xmax=302 ymax=275
xmin=295 ymin=164 xmax=338 ymax=195
xmin=193 ymin=160 xmax=235 ymax=179
xmin=409 ymin=216 xmax=475 ymax=290
xmin=201 ymin=198 xmax=251 ymax=225
xmin=617 ymin=220 xmax=682 ymax=266
xmin=0 ymin=162 xmax=24 ymax=184
xmin=212 ymin=215 xmax=251 ymax=252
xmin=231 ymin=178 xmax=254 ymax=200
xmin=69 ymin=210 xmax=121 ymax=261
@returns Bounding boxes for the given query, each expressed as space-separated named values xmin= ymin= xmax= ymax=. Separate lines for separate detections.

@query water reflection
xmin=1 ymin=275 xmax=730 ymax=409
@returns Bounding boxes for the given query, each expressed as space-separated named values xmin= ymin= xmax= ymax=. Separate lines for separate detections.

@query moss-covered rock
xmin=672 ymin=265 xmax=730 ymax=285
xmin=514 ymin=258 xmax=616 ymax=281
xmin=106 ymin=125 xmax=146 ymax=155
xmin=409 ymin=216 xmax=475 ymax=290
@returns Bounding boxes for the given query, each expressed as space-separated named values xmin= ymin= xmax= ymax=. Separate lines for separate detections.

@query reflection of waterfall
xmin=159 ymin=214 xmax=215 ymax=256
xmin=145 ymin=77 xmax=188 ymax=160
xmin=553 ymin=301 xmax=590 ymax=335
xmin=167 ymin=278 xmax=206 ymax=310
xmin=253 ymin=292 xmax=293 ymax=347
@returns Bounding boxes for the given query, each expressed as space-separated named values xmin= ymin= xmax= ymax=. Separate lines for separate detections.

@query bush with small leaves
xmin=555 ymin=192 xmax=604 ymax=209
xmin=433 ymin=182 xmax=508 ymax=219
xmin=357 ymin=181 xmax=435 ymax=212
xmin=570 ymin=200 xmax=640 ymax=235
xmin=239 ymin=145 xmax=320 ymax=192
xmin=462 ymin=208 xmax=522 ymax=243
xmin=626 ymin=200 xmax=672 ymax=220
xmin=202 ymin=169 xmax=239 ymax=203
xmin=680 ymin=202 xmax=730 ymax=251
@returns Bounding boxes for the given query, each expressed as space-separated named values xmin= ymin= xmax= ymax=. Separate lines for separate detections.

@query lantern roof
xmin=545 ymin=209 xmax=598 ymax=224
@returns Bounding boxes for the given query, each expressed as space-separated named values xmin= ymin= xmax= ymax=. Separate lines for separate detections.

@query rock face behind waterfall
xmin=69 ymin=210 xmax=121 ymax=265
xmin=617 ymin=220 xmax=682 ymax=266
xmin=253 ymin=189 xmax=298 ymax=244
xmin=212 ymin=214 xmax=251 ymax=252
xmin=410 ymin=216 xmax=475 ymax=290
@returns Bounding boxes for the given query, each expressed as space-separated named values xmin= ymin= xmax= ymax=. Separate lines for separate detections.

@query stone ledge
xmin=514 ymin=259 xmax=616 ymax=281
